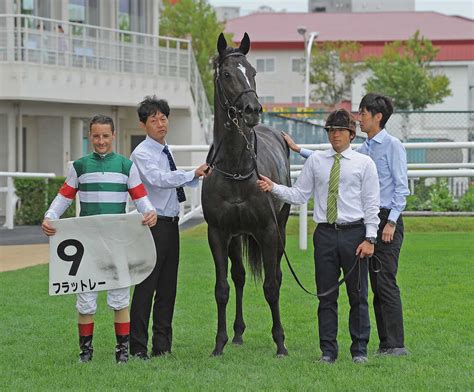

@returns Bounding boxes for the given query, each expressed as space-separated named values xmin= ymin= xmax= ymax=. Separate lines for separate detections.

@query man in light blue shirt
xmin=358 ymin=93 xmax=409 ymax=356
xmin=283 ymin=93 xmax=410 ymax=356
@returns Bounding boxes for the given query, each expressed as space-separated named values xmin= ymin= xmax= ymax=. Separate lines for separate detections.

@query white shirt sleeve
xmin=272 ymin=157 xmax=315 ymax=205
xmin=132 ymin=150 xmax=196 ymax=189
xmin=361 ymin=159 xmax=380 ymax=237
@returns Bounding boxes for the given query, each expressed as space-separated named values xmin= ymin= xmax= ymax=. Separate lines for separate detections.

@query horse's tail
xmin=242 ymin=234 xmax=262 ymax=280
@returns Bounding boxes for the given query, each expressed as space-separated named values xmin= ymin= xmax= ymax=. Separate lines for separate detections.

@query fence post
xmin=5 ymin=176 xmax=15 ymax=229
xmin=299 ymin=203 xmax=308 ymax=250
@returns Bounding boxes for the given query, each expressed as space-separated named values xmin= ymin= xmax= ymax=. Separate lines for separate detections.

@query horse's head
xmin=215 ymin=32 xmax=262 ymax=128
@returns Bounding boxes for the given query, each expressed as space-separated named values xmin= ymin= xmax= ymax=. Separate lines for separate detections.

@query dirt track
xmin=0 ymin=244 xmax=49 ymax=272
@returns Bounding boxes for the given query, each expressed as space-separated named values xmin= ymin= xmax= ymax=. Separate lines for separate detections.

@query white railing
xmin=3 ymin=141 xmax=473 ymax=233
xmin=0 ymin=13 xmax=212 ymax=140
xmin=0 ymin=172 xmax=56 ymax=230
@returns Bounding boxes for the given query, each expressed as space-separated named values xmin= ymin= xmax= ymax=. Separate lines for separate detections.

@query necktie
xmin=326 ymin=153 xmax=342 ymax=224
xmin=162 ymin=145 xmax=186 ymax=203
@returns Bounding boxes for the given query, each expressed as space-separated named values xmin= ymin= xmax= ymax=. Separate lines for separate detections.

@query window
xmin=69 ymin=0 xmax=85 ymax=23
xmin=256 ymin=58 xmax=275 ymax=73
xmin=291 ymin=58 xmax=305 ymax=73
xmin=292 ymin=96 xmax=305 ymax=103
xmin=259 ymin=96 xmax=275 ymax=104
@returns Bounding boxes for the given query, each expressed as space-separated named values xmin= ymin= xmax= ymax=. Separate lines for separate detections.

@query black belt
xmin=319 ymin=219 xmax=364 ymax=230
xmin=157 ymin=215 xmax=180 ymax=223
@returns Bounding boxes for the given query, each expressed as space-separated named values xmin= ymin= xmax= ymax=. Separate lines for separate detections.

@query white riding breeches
xmin=76 ymin=287 xmax=130 ymax=315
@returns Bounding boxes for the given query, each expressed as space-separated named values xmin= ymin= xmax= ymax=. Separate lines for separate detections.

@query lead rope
xmin=250 ymin=130 xmax=380 ymax=298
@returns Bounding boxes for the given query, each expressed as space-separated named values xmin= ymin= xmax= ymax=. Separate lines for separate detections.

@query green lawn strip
xmin=185 ymin=216 xmax=474 ymax=238
xmin=1 ymin=231 xmax=473 ymax=390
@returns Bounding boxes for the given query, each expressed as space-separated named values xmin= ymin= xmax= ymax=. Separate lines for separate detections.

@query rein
xmin=209 ymin=119 xmax=380 ymax=298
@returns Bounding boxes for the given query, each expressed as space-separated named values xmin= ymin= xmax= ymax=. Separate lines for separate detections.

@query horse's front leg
xmin=208 ymin=225 xmax=230 ymax=356
xmin=258 ymin=230 xmax=288 ymax=357
xmin=229 ymin=236 xmax=246 ymax=345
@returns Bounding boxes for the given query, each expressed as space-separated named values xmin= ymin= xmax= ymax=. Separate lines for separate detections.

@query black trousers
xmin=370 ymin=209 xmax=405 ymax=349
xmin=314 ymin=224 xmax=370 ymax=359
xmin=130 ymin=220 xmax=180 ymax=355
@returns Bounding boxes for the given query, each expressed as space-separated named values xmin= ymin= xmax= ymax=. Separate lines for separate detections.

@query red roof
xmin=226 ymin=12 xmax=474 ymax=60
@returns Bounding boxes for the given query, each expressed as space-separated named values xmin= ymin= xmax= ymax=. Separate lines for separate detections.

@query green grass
xmin=1 ymin=217 xmax=473 ymax=390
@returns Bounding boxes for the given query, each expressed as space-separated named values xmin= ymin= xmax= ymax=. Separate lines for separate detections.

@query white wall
xmin=247 ymin=49 xmax=306 ymax=104
xmin=36 ymin=116 xmax=63 ymax=174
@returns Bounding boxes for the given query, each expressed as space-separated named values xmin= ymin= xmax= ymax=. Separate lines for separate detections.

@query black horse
xmin=202 ymin=33 xmax=291 ymax=357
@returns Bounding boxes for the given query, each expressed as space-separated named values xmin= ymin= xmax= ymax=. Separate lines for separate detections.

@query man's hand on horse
xmin=195 ymin=163 xmax=211 ymax=178
xmin=256 ymin=175 xmax=274 ymax=192
xmin=281 ymin=132 xmax=301 ymax=153
xmin=142 ymin=210 xmax=157 ymax=227
xmin=41 ymin=218 xmax=56 ymax=236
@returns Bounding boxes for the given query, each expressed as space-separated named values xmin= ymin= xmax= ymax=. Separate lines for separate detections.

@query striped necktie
xmin=162 ymin=145 xmax=186 ymax=203
xmin=326 ymin=153 xmax=342 ymax=224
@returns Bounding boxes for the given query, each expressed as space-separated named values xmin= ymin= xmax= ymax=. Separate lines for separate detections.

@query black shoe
xmin=352 ymin=355 xmax=368 ymax=364
xmin=79 ymin=335 xmax=93 ymax=363
xmin=115 ymin=335 xmax=129 ymax=363
xmin=151 ymin=350 xmax=171 ymax=357
xmin=131 ymin=352 xmax=149 ymax=360
xmin=385 ymin=347 xmax=409 ymax=356
xmin=376 ymin=347 xmax=389 ymax=355
xmin=317 ymin=355 xmax=336 ymax=364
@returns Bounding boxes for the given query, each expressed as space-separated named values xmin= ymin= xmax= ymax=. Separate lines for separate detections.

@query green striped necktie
xmin=326 ymin=153 xmax=342 ymax=224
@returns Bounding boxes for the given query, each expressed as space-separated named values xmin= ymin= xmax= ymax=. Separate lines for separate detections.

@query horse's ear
xmin=238 ymin=32 xmax=250 ymax=55
xmin=217 ymin=33 xmax=227 ymax=56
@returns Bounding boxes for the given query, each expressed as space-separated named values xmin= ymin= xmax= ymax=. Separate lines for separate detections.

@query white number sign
xmin=48 ymin=213 xmax=156 ymax=296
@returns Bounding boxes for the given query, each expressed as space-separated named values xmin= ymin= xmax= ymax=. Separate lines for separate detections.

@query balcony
xmin=0 ymin=14 xmax=212 ymax=141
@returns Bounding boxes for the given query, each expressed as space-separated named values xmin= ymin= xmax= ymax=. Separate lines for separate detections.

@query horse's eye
xmin=223 ymin=72 xmax=231 ymax=78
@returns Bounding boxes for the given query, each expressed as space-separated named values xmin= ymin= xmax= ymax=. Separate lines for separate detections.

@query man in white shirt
xmin=129 ymin=96 xmax=209 ymax=359
xmin=257 ymin=109 xmax=380 ymax=364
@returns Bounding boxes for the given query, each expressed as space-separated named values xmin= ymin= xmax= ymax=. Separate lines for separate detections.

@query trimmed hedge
xmin=14 ymin=177 xmax=76 ymax=225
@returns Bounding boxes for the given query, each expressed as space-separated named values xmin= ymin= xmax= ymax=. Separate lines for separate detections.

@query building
xmin=225 ymin=11 xmax=474 ymax=112
xmin=226 ymin=11 xmax=474 ymax=178
xmin=0 ymin=0 xmax=211 ymax=218
xmin=308 ymin=0 xmax=414 ymax=13
xmin=214 ymin=6 xmax=240 ymax=22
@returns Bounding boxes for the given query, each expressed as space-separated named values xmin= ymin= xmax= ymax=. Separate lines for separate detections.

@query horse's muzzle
xmin=243 ymin=103 xmax=261 ymax=127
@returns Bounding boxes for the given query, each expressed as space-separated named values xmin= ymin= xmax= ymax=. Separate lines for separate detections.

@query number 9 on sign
xmin=57 ymin=239 xmax=84 ymax=276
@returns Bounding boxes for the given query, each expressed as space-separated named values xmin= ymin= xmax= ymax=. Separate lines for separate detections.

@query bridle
xmin=215 ymin=51 xmax=259 ymax=128
xmin=206 ymin=51 xmax=260 ymax=180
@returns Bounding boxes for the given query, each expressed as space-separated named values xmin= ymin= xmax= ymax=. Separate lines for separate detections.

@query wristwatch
xmin=365 ymin=237 xmax=377 ymax=245
xmin=387 ymin=219 xmax=397 ymax=228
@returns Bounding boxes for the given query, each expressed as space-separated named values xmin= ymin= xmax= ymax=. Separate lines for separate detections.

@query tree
xmin=159 ymin=0 xmax=231 ymax=103
xmin=364 ymin=30 xmax=451 ymax=110
xmin=309 ymin=41 xmax=366 ymax=106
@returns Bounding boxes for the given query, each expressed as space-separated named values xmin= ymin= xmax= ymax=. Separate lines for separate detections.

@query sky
xmin=207 ymin=0 xmax=474 ymax=19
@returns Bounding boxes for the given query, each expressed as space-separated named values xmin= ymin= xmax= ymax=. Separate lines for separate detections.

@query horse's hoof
xmin=276 ymin=347 xmax=289 ymax=358
xmin=211 ymin=349 xmax=224 ymax=357
xmin=232 ymin=336 xmax=244 ymax=345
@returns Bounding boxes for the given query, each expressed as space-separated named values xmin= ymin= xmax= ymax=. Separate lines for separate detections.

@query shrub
xmin=428 ymin=179 xmax=457 ymax=212
xmin=458 ymin=185 xmax=474 ymax=212
xmin=14 ymin=177 xmax=76 ymax=225
xmin=405 ymin=179 xmax=463 ymax=212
